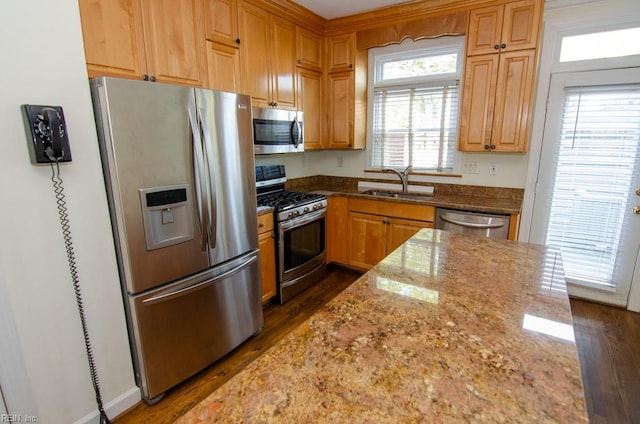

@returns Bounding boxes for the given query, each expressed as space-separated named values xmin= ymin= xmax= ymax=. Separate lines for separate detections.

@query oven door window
xmin=282 ymin=217 xmax=325 ymax=270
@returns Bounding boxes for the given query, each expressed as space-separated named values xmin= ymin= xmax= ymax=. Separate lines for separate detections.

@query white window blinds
xmin=545 ymin=84 xmax=640 ymax=288
xmin=370 ymin=81 xmax=459 ymax=172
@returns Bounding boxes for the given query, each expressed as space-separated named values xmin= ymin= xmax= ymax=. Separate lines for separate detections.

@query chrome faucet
xmin=382 ymin=165 xmax=412 ymax=192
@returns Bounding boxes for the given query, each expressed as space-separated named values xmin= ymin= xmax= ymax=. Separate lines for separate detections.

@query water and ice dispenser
xmin=139 ymin=184 xmax=194 ymax=250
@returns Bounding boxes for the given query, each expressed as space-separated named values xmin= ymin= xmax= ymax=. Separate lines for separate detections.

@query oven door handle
xmin=279 ymin=208 xmax=326 ymax=232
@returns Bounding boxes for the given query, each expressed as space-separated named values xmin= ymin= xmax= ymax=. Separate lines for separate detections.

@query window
xmin=559 ymin=27 xmax=640 ymax=63
xmin=367 ymin=37 xmax=463 ymax=173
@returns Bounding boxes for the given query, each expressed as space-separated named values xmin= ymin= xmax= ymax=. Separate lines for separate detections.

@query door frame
xmin=519 ymin=0 xmax=640 ymax=311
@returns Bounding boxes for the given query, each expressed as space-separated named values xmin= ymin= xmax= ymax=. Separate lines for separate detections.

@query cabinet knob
xmin=349 ymin=64 xmax=353 ymax=69
xmin=258 ymin=223 xmax=264 ymax=228
xmin=235 ymin=38 xmax=240 ymax=44
xmin=484 ymin=144 xmax=490 ymax=150
xmin=494 ymin=44 xmax=500 ymax=50
xmin=490 ymin=145 xmax=496 ymax=150
xmin=501 ymin=43 xmax=507 ymax=49
xmin=297 ymin=59 xmax=302 ymax=64
xmin=142 ymin=74 xmax=149 ymax=81
xmin=150 ymin=75 xmax=156 ymax=82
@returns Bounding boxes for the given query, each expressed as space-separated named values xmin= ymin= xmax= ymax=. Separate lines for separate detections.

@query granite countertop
xmin=292 ymin=180 xmax=523 ymax=215
xmin=178 ymin=230 xmax=587 ymax=423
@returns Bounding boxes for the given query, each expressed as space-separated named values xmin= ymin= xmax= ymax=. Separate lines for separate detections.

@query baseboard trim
xmin=73 ymin=386 xmax=141 ymax=424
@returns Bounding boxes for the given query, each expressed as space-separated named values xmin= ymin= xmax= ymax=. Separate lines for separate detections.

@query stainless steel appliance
xmin=252 ymin=107 xmax=303 ymax=154
xmin=256 ymin=165 xmax=326 ymax=303
xmin=90 ymin=77 xmax=263 ymax=403
xmin=435 ymin=208 xmax=510 ymax=239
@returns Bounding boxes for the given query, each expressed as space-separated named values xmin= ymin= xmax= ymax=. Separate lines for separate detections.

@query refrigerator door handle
xmin=198 ymin=107 xmax=218 ymax=250
xmin=188 ymin=105 xmax=209 ymax=252
xmin=142 ymin=253 xmax=258 ymax=305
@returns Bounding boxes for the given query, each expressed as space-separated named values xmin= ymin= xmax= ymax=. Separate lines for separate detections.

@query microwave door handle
xmin=188 ymin=105 xmax=208 ymax=252
xmin=291 ymin=117 xmax=302 ymax=148
xmin=198 ymin=107 xmax=217 ymax=250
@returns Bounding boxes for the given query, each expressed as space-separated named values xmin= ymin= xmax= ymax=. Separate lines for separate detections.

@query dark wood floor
xmin=114 ymin=266 xmax=640 ymax=423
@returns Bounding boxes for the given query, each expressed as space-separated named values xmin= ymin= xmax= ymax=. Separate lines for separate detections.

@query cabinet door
xmin=238 ymin=1 xmax=270 ymax=107
xmin=326 ymin=196 xmax=348 ymax=264
xmin=206 ymin=41 xmax=242 ymax=93
xmin=467 ymin=0 xmax=540 ymax=56
xmin=258 ymin=230 xmax=276 ymax=303
xmin=140 ymin=0 xmax=205 ymax=86
xmin=491 ymin=49 xmax=535 ymax=152
xmin=327 ymin=33 xmax=355 ymax=73
xmin=348 ymin=212 xmax=387 ymax=270
xmin=78 ymin=0 xmax=147 ymax=79
xmin=467 ymin=4 xmax=503 ymax=56
xmin=458 ymin=55 xmax=499 ymax=152
xmin=270 ymin=15 xmax=297 ymax=110
xmin=328 ymin=71 xmax=354 ymax=149
xmin=386 ymin=218 xmax=433 ymax=254
xmin=296 ymin=27 xmax=323 ymax=72
xmin=297 ymin=69 xmax=324 ymax=149
xmin=501 ymin=0 xmax=540 ymax=52
xmin=204 ymin=0 xmax=239 ymax=47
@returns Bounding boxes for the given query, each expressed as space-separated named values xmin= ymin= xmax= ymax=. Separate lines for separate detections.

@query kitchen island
xmin=178 ymin=229 xmax=587 ymax=423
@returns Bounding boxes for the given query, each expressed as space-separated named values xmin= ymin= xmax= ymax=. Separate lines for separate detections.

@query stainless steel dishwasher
xmin=435 ymin=208 xmax=510 ymax=239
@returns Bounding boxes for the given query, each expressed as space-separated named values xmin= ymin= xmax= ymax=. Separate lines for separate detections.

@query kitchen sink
xmin=361 ymin=190 xmax=432 ymax=201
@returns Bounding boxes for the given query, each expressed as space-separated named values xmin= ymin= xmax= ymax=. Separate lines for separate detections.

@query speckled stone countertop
xmin=286 ymin=176 xmax=524 ymax=215
xmin=178 ymin=230 xmax=587 ymax=423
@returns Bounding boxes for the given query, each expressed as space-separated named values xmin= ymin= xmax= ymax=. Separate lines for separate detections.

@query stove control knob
xmin=304 ymin=207 xmax=310 ymax=213
xmin=288 ymin=212 xmax=294 ymax=218
xmin=313 ymin=204 xmax=319 ymax=210
xmin=294 ymin=210 xmax=300 ymax=216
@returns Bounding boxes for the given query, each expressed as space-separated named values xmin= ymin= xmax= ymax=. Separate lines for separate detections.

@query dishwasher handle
xmin=439 ymin=212 xmax=506 ymax=229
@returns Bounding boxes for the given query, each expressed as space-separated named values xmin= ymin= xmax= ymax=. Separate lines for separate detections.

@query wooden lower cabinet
xmin=326 ymin=196 xmax=348 ymax=264
xmin=257 ymin=213 xmax=276 ymax=303
xmin=347 ymin=198 xmax=434 ymax=270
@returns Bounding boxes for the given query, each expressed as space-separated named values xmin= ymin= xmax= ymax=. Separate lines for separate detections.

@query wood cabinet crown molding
xmin=242 ymin=0 xmax=326 ymax=34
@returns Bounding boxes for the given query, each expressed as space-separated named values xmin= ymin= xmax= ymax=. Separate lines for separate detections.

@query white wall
xmin=0 ymin=2 xmax=137 ymax=423
xmin=257 ymin=150 xmax=529 ymax=188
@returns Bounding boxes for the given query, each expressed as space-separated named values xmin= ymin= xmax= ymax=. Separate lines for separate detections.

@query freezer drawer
xmin=128 ymin=250 xmax=263 ymax=401
xmin=435 ymin=208 xmax=510 ymax=239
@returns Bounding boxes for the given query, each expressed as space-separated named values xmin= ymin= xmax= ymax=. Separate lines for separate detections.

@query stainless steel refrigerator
xmin=90 ymin=77 xmax=262 ymax=403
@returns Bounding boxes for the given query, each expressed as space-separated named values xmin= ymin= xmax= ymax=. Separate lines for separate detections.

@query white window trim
xmin=366 ymin=37 xmax=464 ymax=173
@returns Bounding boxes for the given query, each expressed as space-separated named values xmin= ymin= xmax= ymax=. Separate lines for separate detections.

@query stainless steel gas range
xmin=256 ymin=165 xmax=327 ymax=304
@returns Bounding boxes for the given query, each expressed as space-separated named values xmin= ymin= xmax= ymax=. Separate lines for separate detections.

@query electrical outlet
xmin=463 ymin=162 xmax=479 ymax=174
xmin=490 ymin=164 xmax=497 ymax=175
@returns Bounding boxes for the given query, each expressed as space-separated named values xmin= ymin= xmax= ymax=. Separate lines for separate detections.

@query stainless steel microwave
xmin=252 ymin=107 xmax=303 ymax=154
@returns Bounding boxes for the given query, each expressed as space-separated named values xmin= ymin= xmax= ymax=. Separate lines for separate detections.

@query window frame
xmin=366 ymin=36 xmax=464 ymax=174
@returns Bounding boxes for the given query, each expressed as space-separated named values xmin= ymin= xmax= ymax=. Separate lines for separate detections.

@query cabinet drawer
xmin=257 ymin=213 xmax=274 ymax=234
xmin=348 ymin=198 xmax=435 ymax=222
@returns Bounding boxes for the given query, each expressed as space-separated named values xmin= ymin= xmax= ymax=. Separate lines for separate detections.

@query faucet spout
xmin=382 ymin=165 xmax=412 ymax=192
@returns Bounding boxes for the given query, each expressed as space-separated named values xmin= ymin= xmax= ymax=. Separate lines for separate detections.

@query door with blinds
xmin=530 ymin=68 xmax=640 ymax=306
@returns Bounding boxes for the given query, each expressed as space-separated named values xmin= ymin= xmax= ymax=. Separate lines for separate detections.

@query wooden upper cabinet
xmin=270 ymin=15 xmax=297 ymax=109
xmin=78 ymin=0 xmax=205 ymax=86
xmin=297 ymin=68 xmax=324 ymax=149
xmin=467 ymin=0 xmax=541 ymax=56
xmin=204 ymin=0 xmax=239 ymax=47
xmin=206 ymin=41 xmax=242 ymax=93
xmin=327 ymin=33 xmax=356 ymax=73
xmin=327 ymin=71 xmax=354 ymax=149
xmin=78 ymin=0 xmax=146 ymax=79
xmin=458 ymin=50 xmax=535 ymax=152
xmin=238 ymin=1 xmax=296 ymax=109
xmin=296 ymin=27 xmax=323 ymax=72
xmin=238 ymin=1 xmax=270 ymax=104
xmin=141 ymin=0 xmax=206 ymax=87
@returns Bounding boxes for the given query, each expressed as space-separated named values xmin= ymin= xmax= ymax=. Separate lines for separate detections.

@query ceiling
xmin=291 ymin=0 xmax=414 ymax=19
